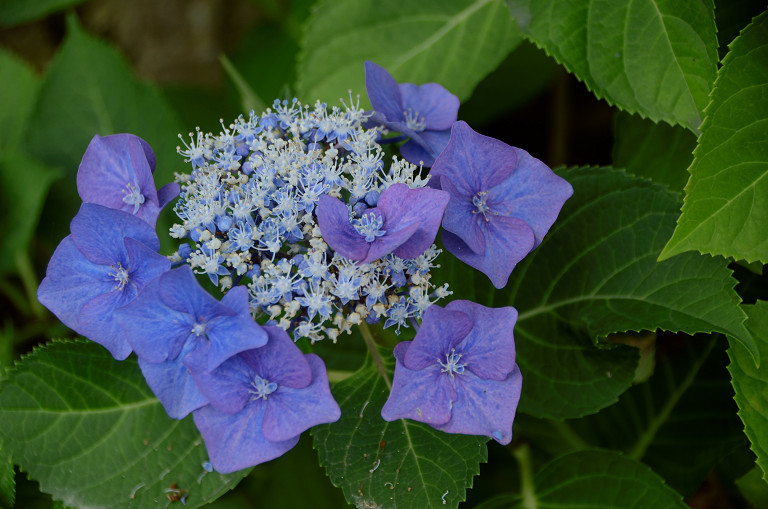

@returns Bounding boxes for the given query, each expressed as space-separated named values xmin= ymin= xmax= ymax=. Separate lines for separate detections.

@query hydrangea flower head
xmin=171 ymin=99 xmax=452 ymax=341
xmin=77 ymin=134 xmax=180 ymax=227
xmin=381 ymin=300 xmax=521 ymax=444
xmin=191 ymin=326 xmax=340 ymax=473
xmin=116 ymin=265 xmax=268 ymax=418
xmin=364 ymin=61 xmax=459 ymax=166
xmin=37 ymin=203 xmax=170 ymax=360
xmin=431 ymin=121 xmax=574 ymax=288
xmin=317 ymin=183 xmax=449 ymax=264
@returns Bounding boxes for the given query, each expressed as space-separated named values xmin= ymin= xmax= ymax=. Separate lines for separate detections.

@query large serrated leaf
xmin=0 ymin=440 xmax=13 ymax=509
xmin=508 ymin=0 xmax=718 ymax=132
xmin=0 ymin=340 xmax=249 ymax=509
xmin=566 ymin=335 xmax=746 ymax=495
xmin=312 ymin=349 xmax=488 ymax=508
xmin=612 ymin=111 xmax=696 ymax=193
xmin=297 ymin=0 xmax=520 ymax=105
xmin=494 ymin=167 xmax=754 ymax=419
xmin=730 ymin=301 xmax=768 ymax=481
xmin=660 ymin=10 xmax=768 ymax=264
xmin=477 ymin=449 xmax=686 ymax=509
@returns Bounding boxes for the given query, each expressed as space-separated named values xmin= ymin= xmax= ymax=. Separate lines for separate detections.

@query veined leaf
xmin=0 ymin=340 xmax=249 ymax=509
xmin=660 ymin=10 xmax=768 ymax=264
xmin=508 ymin=0 xmax=718 ymax=132
xmin=477 ymin=449 xmax=686 ymax=509
xmin=0 ymin=440 xmax=13 ymax=509
xmin=312 ymin=348 xmax=488 ymax=508
xmin=612 ymin=111 xmax=696 ymax=193
xmin=497 ymin=167 xmax=754 ymax=419
xmin=730 ymin=301 xmax=768 ymax=480
xmin=568 ymin=335 xmax=745 ymax=495
xmin=298 ymin=0 xmax=520 ymax=105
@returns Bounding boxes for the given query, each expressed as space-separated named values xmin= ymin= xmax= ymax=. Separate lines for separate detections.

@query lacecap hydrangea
xmin=36 ymin=60 xmax=572 ymax=473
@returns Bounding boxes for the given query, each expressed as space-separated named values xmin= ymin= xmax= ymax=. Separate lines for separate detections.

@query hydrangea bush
xmin=1 ymin=2 xmax=767 ymax=508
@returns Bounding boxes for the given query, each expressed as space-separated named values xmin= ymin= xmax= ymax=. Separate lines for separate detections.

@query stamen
xmin=122 ymin=182 xmax=145 ymax=214
xmin=471 ymin=191 xmax=492 ymax=222
xmin=352 ymin=212 xmax=386 ymax=242
xmin=438 ymin=348 xmax=466 ymax=377
xmin=249 ymin=375 xmax=278 ymax=400
xmin=108 ymin=263 xmax=130 ymax=291
xmin=404 ymin=108 xmax=427 ymax=132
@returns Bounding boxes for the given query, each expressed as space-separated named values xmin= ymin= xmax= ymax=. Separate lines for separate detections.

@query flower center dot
xmin=472 ymin=191 xmax=492 ymax=221
xmin=352 ymin=212 xmax=386 ymax=243
xmin=249 ymin=375 xmax=278 ymax=400
xmin=108 ymin=263 xmax=130 ymax=291
xmin=404 ymin=108 xmax=426 ymax=132
xmin=438 ymin=348 xmax=466 ymax=377
xmin=122 ymin=182 xmax=145 ymax=214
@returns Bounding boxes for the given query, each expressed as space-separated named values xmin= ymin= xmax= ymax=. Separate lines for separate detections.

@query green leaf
xmin=730 ymin=301 xmax=768 ymax=481
xmin=0 ymin=0 xmax=86 ymax=27
xmin=0 ymin=440 xmax=14 ymax=509
xmin=312 ymin=348 xmax=488 ymax=508
xmin=612 ymin=111 xmax=696 ymax=193
xmin=0 ymin=152 xmax=60 ymax=273
xmin=24 ymin=15 xmax=184 ymax=198
xmin=0 ymin=48 xmax=40 ymax=151
xmin=567 ymin=335 xmax=745 ymax=495
xmin=508 ymin=0 xmax=719 ymax=132
xmin=298 ymin=0 xmax=520 ymax=105
xmin=480 ymin=449 xmax=686 ymax=509
xmin=714 ymin=0 xmax=767 ymax=59
xmin=736 ymin=466 xmax=768 ymax=508
xmin=0 ymin=340 xmax=249 ymax=509
xmin=660 ymin=11 xmax=768 ymax=264
xmin=498 ymin=167 xmax=754 ymax=419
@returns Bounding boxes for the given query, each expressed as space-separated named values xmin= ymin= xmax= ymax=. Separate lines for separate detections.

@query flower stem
xmin=512 ymin=443 xmax=537 ymax=509
xmin=359 ymin=321 xmax=392 ymax=390
xmin=326 ymin=369 xmax=355 ymax=383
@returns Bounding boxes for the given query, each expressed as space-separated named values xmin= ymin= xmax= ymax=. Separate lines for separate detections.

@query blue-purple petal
xmin=140 ymin=356 xmax=208 ymax=419
xmin=316 ymin=194 xmax=370 ymax=261
xmin=487 ymin=147 xmax=574 ymax=248
xmin=439 ymin=177 xmax=485 ymax=254
xmin=437 ymin=367 xmax=522 ymax=445
xmin=188 ymin=354 xmax=253 ymax=414
xmin=403 ymin=306 xmax=472 ymax=371
xmin=157 ymin=182 xmax=180 ymax=209
xmin=446 ymin=301 xmax=518 ymax=381
xmin=442 ymin=215 xmax=535 ymax=289
xmin=364 ymin=61 xmax=405 ymax=123
xmin=381 ymin=342 xmax=456 ymax=425
xmin=399 ymin=83 xmax=459 ymax=131
xmin=240 ymin=326 xmax=312 ymax=389
xmin=262 ymin=354 xmax=340 ymax=443
xmin=400 ymin=129 xmax=452 ymax=167
xmin=70 ymin=203 xmax=160 ymax=265
xmin=204 ymin=314 xmax=268 ymax=372
xmin=193 ymin=402 xmax=298 ymax=474
xmin=77 ymin=289 xmax=135 ymax=360
xmin=158 ymin=266 xmax=232 ymax=318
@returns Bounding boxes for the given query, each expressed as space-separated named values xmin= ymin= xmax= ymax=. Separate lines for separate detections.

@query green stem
xmin=551 ymin=420 xmax=590 ymax=450
xmin=359 ymin=321 xmax=391 ymax=390
xmin=326 ymin=369 xmax=355 ymax=384
xmin=0 ymin=277 xmax=30 ymax=316
xmin=512 ymin=443 xmax=537 ymax=509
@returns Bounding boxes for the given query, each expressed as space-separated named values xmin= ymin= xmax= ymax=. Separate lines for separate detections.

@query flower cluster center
xmin=438 ymin=348 xmax=466 ymax=377
xmin=108 ymin=263 xmax=130 ymax=291
xmin=190 ymin=321 xmax=207 ymax=337
xmin=249 ymin=374 xmax=278 ymax=400
xmin=122 ymin=182 xmax=145 ymax=214
xmin=352 ymin=212 xmax=386 ymax=243
xmin=404 ymin=108 xmax=427 ymax=132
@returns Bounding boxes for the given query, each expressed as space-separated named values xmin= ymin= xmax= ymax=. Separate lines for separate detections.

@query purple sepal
xmin=157 ymin=182 xmax=181 ymax=209
xmin=437 ymin=367 xmax=522 ymax=445
xmin=431 ymin=121 xmax=572 ymax=288
xmin=77 ymin=134 xmax=167 ymax=226
xmin=241 ymin=326 xmax=312 ymax=389
xmin=262 ymin=354 xmax=341 ymax=443
xmin=193 ymin=403 xmax=299 ymax=474
xmin=364 ymin=61 xmax=459 ymax=167
xmin=140 ymin=355 xmax=208 ymax=419
xmin=317 ymin=184 xmax=449 ymax=264
xmin=381 ymin=301 xmax=521 ymax=443
xmin=381 ymin=342 xmax=456 ymax=425
xmin=37 ymin=204 xmax=169 ymax=360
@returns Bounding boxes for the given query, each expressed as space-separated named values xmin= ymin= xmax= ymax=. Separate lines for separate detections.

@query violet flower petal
xmin=487 ymin=147 xmax=574 ymax=248
xmin=399 ymin=83 xmax=459 ymax=131
xmin=437 ymin=367 xmax=522 ymax=445
xmin=70 ymin=203 xmax=160 ymax=265
xmin=201 ymin=312 xmax=268 ymax=372
xmin=403 ymin=306 xmax=473 ymax=371
xmin=442 ymin=215 xmax=535 ymax=289
xmin=193 ymin=403 xmax=299 ymax=474
xmin=439 ymin=177 xmax=485 ymax=254
xmin=430 ymin=121 xmax=517 ymax=196
xmin=316 ymin=194 xmax=370 ymax=260
xmin=157 ymin=182 xmax=181 ymax=209
xmin=240 ymin=326 xmax=312 ymax=389
xmin=140 ymin=355 xmax=208 ymax=419
xmin=77 ymin=290 xmax=135 ymax=360
xmin=262 ymin=354 xmax=341 ymax=443
xmin=158 ymin=265 xmax=233 ymax=318
xmin=446 ymin=300 xmax=517 ymax=381
xmin=364 ymin=61 xmax=405 ymax=123
xmin=381 ymin=342 xmax=457 ymax=425
xmin=400 ymin=129 xmax=451 ymax=167
xmin=188 ymin=353 xmax=254 ymax=414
